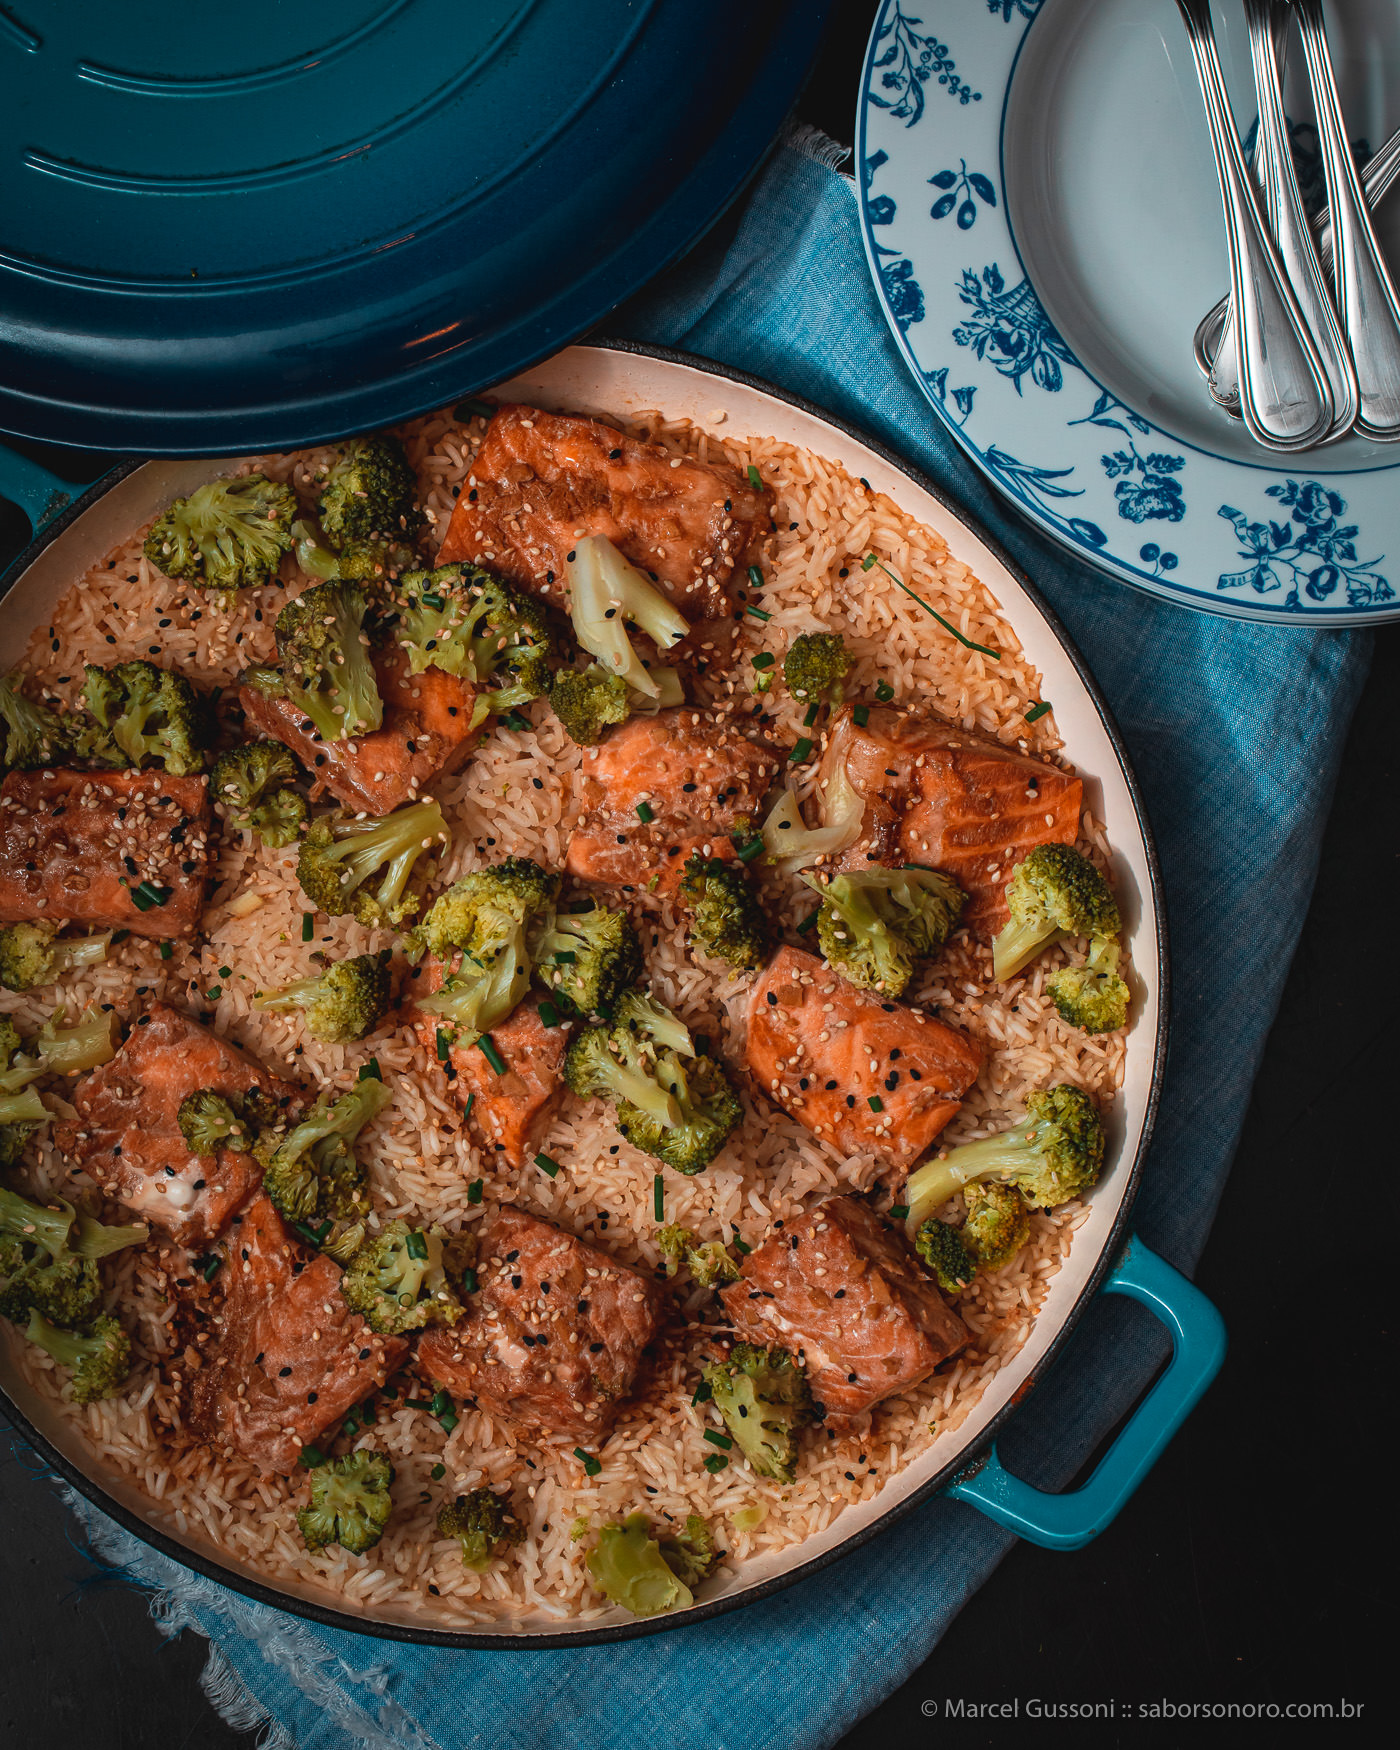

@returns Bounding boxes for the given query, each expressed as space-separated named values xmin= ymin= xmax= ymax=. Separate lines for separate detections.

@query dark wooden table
xmin=1 ymin=5 xmax=1390 ymax=1742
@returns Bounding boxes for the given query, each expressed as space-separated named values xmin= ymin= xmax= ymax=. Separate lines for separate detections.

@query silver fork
xmin=1174 ymin=0 xmax=1333 ymax=449
xmin=1291 ymin=0 xmax=1400 ymax=440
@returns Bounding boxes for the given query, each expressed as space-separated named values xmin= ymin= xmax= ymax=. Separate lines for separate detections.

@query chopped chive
xmin=430 ymin=1388 xmax=451 ymax=1417
xmin=462 ymin=1092 xmax=475 ymax=1119
xmin=478 ymin=1034 xmax=506 ymax=1074
xmin=746 ymin=604 xmax=772 ymax=621
xmin=553 ymin=949 xmax=577 ymax=963
xmin=198 ymin=1253 xmax=222 ymax=1282
xmin=503 ymin=711 xmax=529 ymax=731
xmin=802 ymin=704 xmax=818 ymax=727
xmin=751 ymin=652 xmax=775 ymax=670
xmin=704 ymin=1453 xmax=729 ymax=1474
xmin=534 ymin=1152 xmax=560 ymax=1178
xmin=865 ymin=556 xmax=1001 ymax=658
xmin=292 ymin=1221 xmax=321 ymax=1246
xmin=889 ymin=1204 xmax=910 ymax=1221
xmin=158 ymin=942 xmax=172 ymax=960
xmin=219 ymin=966 xmax=232 ymax=979
xmin=342 ymin=1418 xmax=359 ymax=1437
xmin=358 ymin=1058 xmax=382 ymax=1082
xmin=468 ymin=1177 xmax=484 ymax=1205
xmin=747 ymin=464 xmax=763 ymax=490
xmin=852 ymin=704 xmax=870 ymax=728
xmin=206 ymin=986 xmax=222 ymax=1001
xmin=796 ymin=910 xmax=819 ymax=934
xmin=732 ymin=1231 xmax=751 ymax=1254
xmin=635 ymin=801 xmax=654 ymax=823
xmin=790 ymin=737 xmax=813 ymax=762
xmin=431 ymin=1463 xmax=446 ymax=1480
xmin=438 ymin=1410 xmax=459 ymax=1434
xmin=1025 ymin=700 xmax=1052 ymax=723
xmin=735 ymin=835 xmax=764 ymax=863
xmin=298 ymin=1446 xmax=327 ymax=1469
xmin=538 ymin=999 xmax=563 ymax=1028
xmin=129 ymin=880 xmax=171 ymax=911
xmin=868 ymin=1095 xmax=884 ymax=1113
xmin=436 ymin=1027 xmax=451 ymax=1062
xmin=653 ymin=1174 xmax=664 ymax=1222
xmin=746 ymin=564 xmax=764 ymax=588
xmin=703 ymin=1428 xmax=733 ymax=1450
xmin=420 ymin=591 xmax=445 ymax=610
xmin=461 ymin=1267 xmax=479 ymax=1294
xmin=455 ymin=397 xmax=496 ymax=422
xmin=302 ymin=912 xmax=314 ymax=941
xmin=875 ymin=680 xmax=895 ymax=702
xmin=111 ymin=928 xmax=130 ymax=945
xmin=574 ymin=1447 xmax=601 ymax=1477
xmin=405 ymin=1230 xmax=430 ymax=1261
xmin=692 ymin=1378 xmax=712 ymax=1405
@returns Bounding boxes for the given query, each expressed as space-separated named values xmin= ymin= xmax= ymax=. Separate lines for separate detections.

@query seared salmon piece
xmin=566 ymin=709 xmax=778 ymax=895
xmin=818 ymin=705 xmax=1082 ymax=938
xmin=746 ymin=946 xmax=981 ymax=1175
xmin=238 ymin=644 xmax=481 ymax=817
xmin=53 ymin=1002 xmax=301 ymax=1244
xmin=411 ymin=984 xmax=572 ymax=1169
xmin=437 ymin=405 xmax=769 ymax=654
xmin=720 ymin=1194 xmax=967 ymax=1422
xmin=416 ymin=1204 xmax=663 ymax=1441
xmin=0 ymin=767 xmax=210 ymax=939
xmin=183 ymin=1193 xmax=408 ymax=1476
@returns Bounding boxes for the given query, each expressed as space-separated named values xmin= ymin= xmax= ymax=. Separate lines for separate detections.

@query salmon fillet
xmin=565 ymin=709 xmax=779 ymax=895
xmin=817 ymin=704 xmax=1082 ymax=938
xmin=183 ymin=1192 xmax=408 ymax=1476
xmin=0 ymin=767 xmax=211 ymax=939
xmin=238 ymin=644 xmax=481 ymax=817
xmin=746 ymin=946 xmax=982 ymax=1175
xmin=410 ymin=985 xmax=572 ymax=1169
xmin=436 ymin=405 xmax=769 ymax=660
xmin=416 ymin=1205 xmax=663 ymax=1442
xmin=53 ymin=1002 xmax=301 ymax=1243
xmin=720 ymin=1195 xmax=967 ymax=1422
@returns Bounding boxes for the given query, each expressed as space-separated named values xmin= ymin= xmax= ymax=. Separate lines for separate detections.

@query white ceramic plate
xmin=0 ymin=343 xmax=1165 ymax=1643
xmin=857 ymin=0 xmax=1400 ymax=624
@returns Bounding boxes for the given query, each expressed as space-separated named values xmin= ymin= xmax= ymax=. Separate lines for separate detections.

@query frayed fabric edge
xmin=785 ymin=121 xmax=853 ymax=176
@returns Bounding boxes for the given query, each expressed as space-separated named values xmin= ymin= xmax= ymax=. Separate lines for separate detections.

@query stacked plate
xmin=857 ymin=0 xmax=1400 ymax=624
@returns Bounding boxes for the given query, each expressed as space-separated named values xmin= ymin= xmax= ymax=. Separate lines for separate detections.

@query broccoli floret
xmin=296 ymin=798 xmax=449 ymax=929
xmin=176 ymin=1090 xmax=252 ymax=1156
xmin=275 ymin=582 xmax=384 ymax=742
xmin=292 ymin=517 xmax=416 ymax=587
xmin=656 ymin=1224 xmax=740 ymax=1288
xmin=586 ymin=1512 xmax=713 ymax=1617
xmin=0 ymin=921 xmax=111 ymax=993
xmin=0 ymin=1185 xmax=74 ymax=1260
xmin=803 ymin=865 xmax=964 ymax=998
xmin=0 ymin=1007 xmax=119 ymax=1150
xmin=317 ymin=435 xmax=421 ymax=548
xmin=914 ymin=1219 xmax=976 ymax=1295
xmin=211 ymin=743 xmax=307 ymax=849
xmin=256 ymin=954 xmax=390 ymax=1044
xmin=144 ymin=474 xmax=296 ymax=599
xmin=565 ymin=536 xmax=690 ymax=697
xmin=992 ymin=844 xmax=1121 ymax=982
xmin=0 ymin=672 xmax=72 ymax=770
xmin=784 ymin=632 xmax=853 ymax=707
xmin=67 ymin=1207 xmax=148 ymax=1260
xmin=657 ymin=1514 xmax=720 ymax=1590
xmin=547 ymin=663 xmax=632 ymax=746
xmin=414 ymin=859 xmax=559 ymax=1045
xmin=564 ymin=991 xmax=742 ymax=1175
xmin=296 ymin=1449 xmax=395 ymax=1554
xmin=79 ymin=661 xmax=206 ymax=776
xmin=256 ymin=1078 xmax=391 ymax=1227
xmin=28 ymin=1007 xmax=120 ymax=1076
xmin=701 ymin=1344 xmax=814 ymax=1483
xmin=679 ymin=855 xmax=768 ymax=973
xmin=0 ymin=1248 xmax=101 ymax=1329
xmin=529 ymin=902 xmax=641 ymax=1019
xmin=397 ymin=565 xmax=552 ymax=730
xmin=904 ymin=1084 xmax=1105 ymax=1237
xmin=337 ymin=1220 xmax=469 ymax=1335
xmin=436 ymin=1488 xmax=524 ymax=1571
xmin=25 ymin=1310 xmax=130 ymax=1402
xmin=962 ymin=1181 xmax=1031 ymax=1273
xmin=1046 ymin=938 xmax=1130 ymax=1035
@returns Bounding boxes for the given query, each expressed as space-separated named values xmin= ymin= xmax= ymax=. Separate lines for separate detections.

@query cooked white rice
xmin=2 ymin=403 xmax=1125 ymax=1625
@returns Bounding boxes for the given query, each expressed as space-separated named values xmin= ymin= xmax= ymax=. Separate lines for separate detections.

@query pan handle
xmin=941 ymin=1235 xmax=1226 ymax=1550
xmin=0 ymin=445 xmax=104 ymax=534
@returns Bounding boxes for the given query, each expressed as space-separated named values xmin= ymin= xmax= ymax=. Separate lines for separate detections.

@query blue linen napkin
xmin=45 ymin=133 xmax=1370 ymax=1748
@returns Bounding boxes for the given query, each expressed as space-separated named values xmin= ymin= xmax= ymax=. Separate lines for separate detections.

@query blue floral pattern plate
xmin=856 ymin=0 xmax=1400 ymax=624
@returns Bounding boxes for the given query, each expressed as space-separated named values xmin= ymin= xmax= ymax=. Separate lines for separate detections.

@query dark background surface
xmin=1 ymin=3 xmax=1390 ymax=1744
